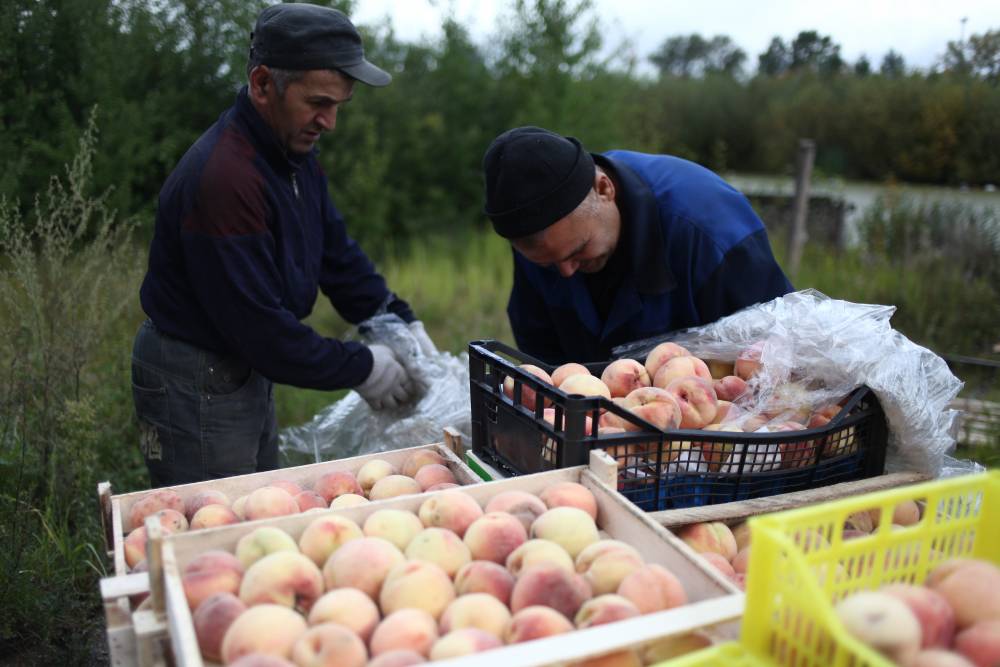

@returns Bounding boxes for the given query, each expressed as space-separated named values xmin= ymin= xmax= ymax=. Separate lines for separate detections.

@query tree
xmin=649 ymin=33 xmax=746 ymax=79
xmin=880 ymin=49 xmax=906 ymax=77
xmin=969 ymin=29 xmax=1000 ymax=83
xmin=854 ymin=55 xmax=872 ymax=77
xmin=790 ymin=30 xmax=843 ymax=75
xmin=758 ymin=36 xmax=790 ymax=76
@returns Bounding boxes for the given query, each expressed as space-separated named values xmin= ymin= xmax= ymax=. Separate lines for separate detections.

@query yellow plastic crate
xmin=652 ymin=471 xmax=1000 ymax=667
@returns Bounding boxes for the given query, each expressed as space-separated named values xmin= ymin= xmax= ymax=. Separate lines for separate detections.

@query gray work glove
xmin=409 ymin=320 xmax=438 ymax=357
xmin=354 ymin=344 xmax=415 ymax=410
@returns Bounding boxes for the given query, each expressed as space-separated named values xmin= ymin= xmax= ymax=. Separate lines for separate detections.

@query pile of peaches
xmin=123 ymin=449 xmax=462 ymax=571
xmin=177 ymin=482 xmax=708 ymax=666
xmin=502 ymin=341 xmax=855 ymax=473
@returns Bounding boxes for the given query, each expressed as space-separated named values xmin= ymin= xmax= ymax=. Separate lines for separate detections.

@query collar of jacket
xmin=234 ymin=85 xmax=313 ymax=175
xmin=593 ymin=153 xmax=677 ymax=295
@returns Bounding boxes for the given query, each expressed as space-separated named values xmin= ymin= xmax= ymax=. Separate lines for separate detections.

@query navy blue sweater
xmin=140 ymin=87 xmax=413 ymax=390
xmin=508 ymin=151 xmax=793 ymax=364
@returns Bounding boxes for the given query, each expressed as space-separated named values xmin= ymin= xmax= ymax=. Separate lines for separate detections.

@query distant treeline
xmin=3 ymin=0 xmax=999 ymax=251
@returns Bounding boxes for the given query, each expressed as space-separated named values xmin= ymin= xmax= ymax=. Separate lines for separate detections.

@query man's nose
xmin=556 ymin=259 xmax=578 ymax=278
xmin=316 ymin=108 xmax=337 ymax=131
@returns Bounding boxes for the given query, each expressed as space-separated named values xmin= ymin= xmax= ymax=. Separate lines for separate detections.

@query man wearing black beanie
xmin=482 ymin=126 xmax=793 ymax=364
xmin=132 ymin=5 xmax=438 ymax=486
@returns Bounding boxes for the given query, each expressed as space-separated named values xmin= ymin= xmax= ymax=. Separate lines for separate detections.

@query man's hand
xmin=355 ymin=344 xmax=415 ymax=410
xmin=409 ymin=320 xmax=438 ymax=357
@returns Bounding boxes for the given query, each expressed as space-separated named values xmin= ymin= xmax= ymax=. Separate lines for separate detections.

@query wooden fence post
xmin=787 ymin=138 xmax=815 ymax=279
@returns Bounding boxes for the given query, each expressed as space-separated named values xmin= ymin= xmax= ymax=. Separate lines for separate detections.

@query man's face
xmin=256 ymin=68 xmax=355 ymax=155
xmin=512 ymin=189 xmax=621 ymax=279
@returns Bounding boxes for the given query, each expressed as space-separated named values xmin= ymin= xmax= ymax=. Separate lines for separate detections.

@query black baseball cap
xmin=482 ymin=126 xmax=596 ymax=239
xmin=250 ymin=3 xmax=391 ymax=87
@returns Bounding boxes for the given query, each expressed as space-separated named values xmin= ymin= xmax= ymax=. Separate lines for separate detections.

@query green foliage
xmin=0 ymin=112 xmax=145 ymax=662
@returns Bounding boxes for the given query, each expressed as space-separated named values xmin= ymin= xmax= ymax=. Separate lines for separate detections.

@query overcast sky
xmin=352 ymin=0 xmax=1000 ymax=73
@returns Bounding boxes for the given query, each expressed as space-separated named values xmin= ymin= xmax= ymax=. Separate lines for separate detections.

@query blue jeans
xmin=131 ymin=320 xmax=278 ymax=487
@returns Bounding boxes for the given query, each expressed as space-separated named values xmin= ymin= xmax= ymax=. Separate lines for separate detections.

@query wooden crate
xmin=647 ymin=471 xmax=930 ymax=529
xmin=98 ymin=428 xmax=475 ymax=667
xmin=150 ymin=450 xmax=743 ymax=667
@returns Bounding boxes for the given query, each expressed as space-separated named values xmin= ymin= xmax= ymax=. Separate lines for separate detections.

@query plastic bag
xmin=279 ymin=314 xmax=471 ymax=466
xmin=613 ymin=289 xmax=972 ymax=478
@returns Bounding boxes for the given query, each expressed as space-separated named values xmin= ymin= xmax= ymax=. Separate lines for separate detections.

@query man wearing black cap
xmin=483 ymin=126 xmax=793 ymax=364
xmin=132 ymin=4 xmax=437 ymax=486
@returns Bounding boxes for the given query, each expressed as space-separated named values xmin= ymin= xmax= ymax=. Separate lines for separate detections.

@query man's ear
xmin=248 ymin=65 xmax=272 ymax=103
xmin=595 ymin=170 xmax=616 ymax=202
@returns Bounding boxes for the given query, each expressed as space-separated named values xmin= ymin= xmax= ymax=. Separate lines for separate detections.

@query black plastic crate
xmin=469 ymin=339 xmax=888 ymax=512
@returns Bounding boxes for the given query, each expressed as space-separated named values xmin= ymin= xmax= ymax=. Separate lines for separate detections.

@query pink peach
xmin=369 ymin=609 xmax=439 ymax=658
xmin=184 ymin=490 xmax=230 ymax=522
xmin=127 ymin=489 xmax=185 ymax=531
xmin=308 ymin=588 xmax=381 ymax=643
xmin=182 ymin=549 xmax=244 ymax=611
xmin=322 ymin=537 xmax=405 ymax=599
xmin=369 ymin=475 xmax=422 ymax=501
xmin=404 ymin=527 xmax=472 ymax=578
xmin=713 ymin=375 xmax=748 ymax=402
xmin=644 ymin=342 xmax=691 ymax=380
xmin=954 ymin=619 xmax=1000 ymax=667
xmin=677 ymin=522 xmax=737 ymax=561
xmin=454 ymin=560 xmax=515 ymax=606
xmin=364 ymin=508 xmax=425 ymax=551
xmin=484 ymin=490 xmax=546 ymax=533
xmin=504 ymin=606 xmax=574 ymax=644
xmin=463 ymin=512 xmax=528 ymax=564
xmin=244 ymin=486 xmax=299 ymax=521
xmin=220 ymin=603 xmax=308 ymax=664
xmin=600 ymin=359 xmax=651 ymax=398
xmin=652 ymin=356 xmax=712 ymax=389
xmin=290 ymin=623 xmax=368 ymax=667
xmin=734 ymin=342 xmax=765 ymax=380
xmin=239 ymin=551 xmax=324 ymax=614
xmin=540 ymin=481 xmax=598 ymax=520
xmin=551 ymin=363 xmax=591 ymax=388
xmin=665 ymin=376 xmax=718 ymax=429
xmin=193 ymin=592 xmax=246 ymax=662
xmin=503 ymin=364 xmax=554 ymax=409
xmin=293 ymin=490 xmax=328 ymax=512
xmin=574 ymin=594 xmax=641 ymax=628
xmin=418 ymin=491 xmax=484 ymax=538
xmin=268 ymin=479 xmax=303 ymax=497
xmin=298 ymin=514 xmax=363 ymax=567
xmin=400 ymin=449 xmax=447 ymax=478
xmin=559 ymin=373 xmax=611 ymax=399
xmin=510 ymin=563 xmax=593 ymax=619
xmin=357 ymin=459 xmax=397 ymax=494
xmin=366 ymin=651 xmax=427 ymax=667
xmin=617 ymin=564 xmax=688 ymax=613
xmin=507 ymin=539 xmax=576 ymax=577
xmin=190 ymin=503 xmax=241 ymax=530
xmin=429 ymin=628 xmax=503 ymax=660
xmin=380 ymin=560 xmax=456 ymax=619
xmin=439 ymin=593 xmax=512 ymax=638
xmin=413 ymin=463 xmax=456 ymax=491
xmin=313 ymin=471 xmax=363 ymax=503
xmin=883 ymin=583 xmax=956 ymax=648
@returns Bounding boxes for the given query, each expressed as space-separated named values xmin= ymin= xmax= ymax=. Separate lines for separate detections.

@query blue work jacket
xmin=140 ymin=87 xmax=413 ymax=390
xmin=507 ymin=151 xmax=793 ymax=364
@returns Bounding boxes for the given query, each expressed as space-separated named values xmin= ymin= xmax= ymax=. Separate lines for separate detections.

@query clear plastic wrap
xmin=279 ymin=314 xmax=471 ymax=466
xmin=613 ymin=289 xmax=977 ymax=478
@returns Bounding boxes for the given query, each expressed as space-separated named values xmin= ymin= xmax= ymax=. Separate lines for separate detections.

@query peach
xmin=291 ymin=623 xmax=368 ymax=667
xmin=559 ymin=373 xmax=612 ymax=399
xmin=439 ymin=593 xmax=512 ymax=638
xmin=618 ymin=389 xmax=682 ymax=431
xmin=504 ymin=605 xmax=574 ymax=643
xmin=641 ymin=632 xmax=714 ymax=662
xmin=298 ymin=514 xmax=363 ymax=567
xmin=124 ymin=526 xmax=152 ymax=569
xmin=293 ymin=490 xmax=328 ymax=512
xmin=429 ymin=628 xmax=502 ymax=660
xmin=699 ymin=424 xmax=741 ymax=471
xmin=506 ymin=539 xmax=575 ymax=577
xmin=322 ymin=537 xmax=404 ymax=599
xmin=893 ymin=499 xmax=922 ymax=526
xmin=714 ymin=400 xmax=739 ymax=422
xmin=617 ymin=564 xmax=688 ymax=613
xmin=232 ymin=494 xmax=249 ymax=520
xmin=954 ymin=620 xmax=1000 ymax=667
xmin=700 ymin=552 xmax=736 ymax=578
xmin=464 ymin=512 xmax=528 ymax=564
xmin=183 ymin=549 xmax=244 ymax=610
xmin=401 ymin=449 xmax=447 ymax=478
xmin=313 ymin=471 xmax=363 ymax=503
xmin=734 ymin=342 xmax=765 ymax=380
xmin=268 ymin=479 xmax=303 ymax=497
xmin=426 ymin=483 xmax=459 ymax=491
xmin=418 ymin=491 xmax=484 ymax=538
xmin=369 ymin=475 xmax=422 ymax=501
xmin=240 ymin=551 xmax=324 ymax=613
xmin=552 ymin=363 xmax=592 ymax=388
xmin=575 ymin=594 xmax=641 ymax=628
xmin=369 ymin=609 xmax=439 ymax=658
xmin=244 ymin=486 xmax=299 ymax=521
xmin=644 ymin=342 xmax=691 ymax=379
xmin=127 ymin=488 xmax=185 ymax=531
xmin=530 ymin=506 xmax=600 ymax=560
xmin=883 ymin=583 xmax=956 ymax=648
xmin=705 ymin=358 xmax=735 ymax=379
xmin=583 ymin=550 xmax=645 ymax=596
xmin=229 ymin=653 xmax=297 ymax=666
xmin=653 ymin=356 xmax=712 ymax=389
xmin=146 ymin=508 xmax=187 ymax=533
xmin=454 ymin=561 xmax=515 ymax=606
xmin=193 ymin=592 xmax=246 ymax=662
xmin=380 ymin=560 xmax=456 ymax=619
xmin=910 ymin=650 xmax=975 ymax=667
xmin=364 ymin=509 xmax=425 ymax=551
xmin=329 ymin=493 xmax=368 ymax=509
xmin=308 ymin=588 xmax=380 ymax=642
xmin=510 ymin=563 xmax=592 ymax=619
xmin=366 ymin=651 xmax=426 ymax=667
xmin=190 ymin=503 xmax=241 ymax=530
xmin=600 ymin=359 xmax=651 ymax=398
xmin=357 ymin=459 xmax=398 ymax=494
xmin=677 ymin=522 xmax=738 ymax=561
xmin=236 ymin=526 xmax=300 ymax=569
xmin=713 ymin=375 xmax=747 ymax=402
xmin=928 ymin=559 xmax=1000 ymax=629
xmin=503 ymin=364 xmax=554 ymax=409
xmin=184 ymin=489 xmax=230 ymax=521
xmin=413 ymin=464 xmax=456 ymax=491
xmin=575 ymin=540 xmax=642 ymax=573
xmin=221 ymin=603 xmax=308 ymax=664
xmin=732 ymin=546 xmax=751 ymax=574
xmin=835 ymin=591 xmax=922 ymax=665
xmin=572 ymin=649 xmax=643 ymax=667
xmin=404 ymin=527 xmax=472 ymax=577
xmin=540 ymin=482 xmax=598 ymax=520
xmin=732 ymin=522 xmax=752 ymax=551
xmin=665 ymin=376 xmax=718 ymax=429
